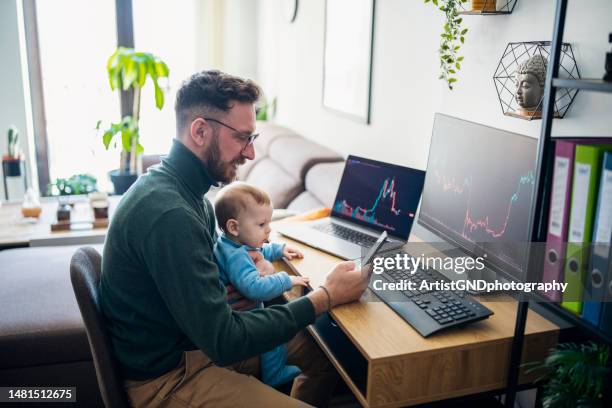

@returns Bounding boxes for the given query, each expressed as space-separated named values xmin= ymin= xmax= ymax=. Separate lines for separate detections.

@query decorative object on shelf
xmin=89 ymin=191 xmax=110 ymax=220
xmin=525 ymin=341 xmax=610 ymax=407
xmin=2 ymin=125 xmax=28 ymax=200
xmin=56 ymin=203 xmax=72 ymax=222
xmin=97 ymin=47 xmax=170 ymax=194
xmin=423 ymin=0 xmax=469 ymax=90
xmin=323 ymin=0 xmax=375 ymax=123
xmin=51 ymin=198 xmax=110 ymax=231
xmin=514 ymin=54 xmax=547 ymax=118
xmin=47 ymin=173 xmax=97 ymax=196
xmin=459 ymin=0 xmax=517 ymax=14
xmin=604 ymin=32 xmax=612 ymax=82
xmin=21 ymin=187 xmax=42 ymax=218
xmin=493 ymin=41 xmax=580 ymax=120
xmin=285 ymin=0 xmax=299 ymax=23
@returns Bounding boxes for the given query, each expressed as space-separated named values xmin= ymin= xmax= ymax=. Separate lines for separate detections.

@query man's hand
xmin=226 ymin=285 xmax=258 ymax=311
xmin=306 ymin=261 xmax=367 ymax=315
xmin=290 ymin=275 xmax=310 ymax=288
xmin=283 ymin=246 xmax=304 ymax=260
xmin=248 ymin=250 xmax=275 ymax=276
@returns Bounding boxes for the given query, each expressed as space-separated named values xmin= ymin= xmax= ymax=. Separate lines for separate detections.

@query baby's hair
xmin=214 ymin=182 xmax=272 ymax=233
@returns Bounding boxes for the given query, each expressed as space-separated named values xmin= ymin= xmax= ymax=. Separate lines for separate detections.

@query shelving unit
xmin=552 ymin=78 xmax=612 ymax=93
xmin=458 ymin=0 xmax=517 ymax=15
xmin=504 ymin=1 xmax=612 ymax=407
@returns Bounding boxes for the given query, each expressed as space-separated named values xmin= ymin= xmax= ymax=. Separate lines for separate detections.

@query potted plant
xmin=47 ymin=173 xmax=98 ymax=196
xmin=2 ymin=125 xmax=23 ymax=177
xmin=525 ymin=341 xmax=610 ymax=407
xmin=423 ymin=0 xmax=469 ymax=90
xmin=97 ymin=47 xmax=169 ymax=194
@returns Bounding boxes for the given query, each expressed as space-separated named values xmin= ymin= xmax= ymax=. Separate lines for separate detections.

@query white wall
xmin=257 ymin=0 xmax=612 ymax=170
xmin=0 ymin=0 xmax=33 ymax=200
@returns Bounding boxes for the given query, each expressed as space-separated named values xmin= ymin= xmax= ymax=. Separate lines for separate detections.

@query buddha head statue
xmin=515 ymin=54 xmax=547 ymax=110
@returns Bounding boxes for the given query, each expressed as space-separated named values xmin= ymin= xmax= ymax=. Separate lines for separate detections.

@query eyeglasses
xmin=203 ymin=117 xmax=259 ymax=152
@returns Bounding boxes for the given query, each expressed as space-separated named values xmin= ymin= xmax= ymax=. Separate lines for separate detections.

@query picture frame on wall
xmin=322 ymin=0 xmax=376 ymax=124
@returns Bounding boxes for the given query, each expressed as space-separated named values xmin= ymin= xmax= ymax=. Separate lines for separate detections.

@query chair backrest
xmin=70 ymin=247 xmax=129 ymax=408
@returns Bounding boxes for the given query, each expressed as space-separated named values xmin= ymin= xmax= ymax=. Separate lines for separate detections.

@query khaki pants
xmin=125 ymin=331 xmax=338 ymax=408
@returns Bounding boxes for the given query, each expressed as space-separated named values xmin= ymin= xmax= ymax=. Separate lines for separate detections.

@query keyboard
xmin=369 ymin=251 xmax=493 ymax=337
xmin=313 ymin=222 xmax=378 ymax=247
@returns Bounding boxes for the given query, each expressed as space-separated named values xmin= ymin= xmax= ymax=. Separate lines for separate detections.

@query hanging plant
xmin=424 ymin=0 xmax=469 ymax=90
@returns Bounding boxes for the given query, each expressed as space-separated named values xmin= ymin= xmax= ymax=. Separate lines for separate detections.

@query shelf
xmin=532 ymin=299 xmax=612 ymax=345
xmin=553 ymin=78 xmax=612 ymax=93
xmin=457 ymin=10 xmax=512 ymax=15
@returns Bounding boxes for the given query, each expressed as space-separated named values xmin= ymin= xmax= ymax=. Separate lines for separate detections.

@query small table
xmin=0 ymin=196 xmax=120 ymax=249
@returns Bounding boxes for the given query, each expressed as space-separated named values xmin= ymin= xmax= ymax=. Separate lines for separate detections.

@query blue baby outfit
xmin=214 ymin=234 xmax=300 ymax=386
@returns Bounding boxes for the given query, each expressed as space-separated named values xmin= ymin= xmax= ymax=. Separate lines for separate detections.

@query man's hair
xmin=175 ymin=70 xmax=261 ymax=134
xmin=214 ymin=182 xmax=271 ymax=233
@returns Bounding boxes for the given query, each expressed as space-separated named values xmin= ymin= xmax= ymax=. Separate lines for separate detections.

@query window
xmin=35 ymin=0 xmax=118 ymax=192
xmin=27 ymin=0 xmax=201 ymax=193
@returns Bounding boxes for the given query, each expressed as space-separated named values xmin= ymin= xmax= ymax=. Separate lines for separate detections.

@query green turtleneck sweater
xmin=99 ymin=139 xmax=315 ymax=380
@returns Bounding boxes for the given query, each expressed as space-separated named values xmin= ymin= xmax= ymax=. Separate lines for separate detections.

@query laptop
xmin=276 ymin=155 xmax=426 ymax=260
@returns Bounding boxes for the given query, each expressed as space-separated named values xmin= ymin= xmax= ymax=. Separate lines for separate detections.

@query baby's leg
xmin=261 ymin=344 xmax=301 ymax=387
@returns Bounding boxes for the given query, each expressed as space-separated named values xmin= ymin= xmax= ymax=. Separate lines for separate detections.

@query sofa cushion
xmin=0 ymin=245 xmax=99 ymax=369
xmin=287 ymin=192 xmax=326 ymax=213
xmin=268 ymin=137 xmax=342 ymax=181
xmin=245 ymin=158 xmax=302 ymax=208
xmin=303 ymin=161 xmax=345 ymax=208
xmin=237 ymin=122 xmax=300 ymax=180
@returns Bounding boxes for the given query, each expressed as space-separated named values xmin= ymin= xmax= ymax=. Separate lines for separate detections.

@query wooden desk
xmin=273 ymin=214 xmax=559 ymax=407
xmin=0 ymin=196 xmax=120 ymax=248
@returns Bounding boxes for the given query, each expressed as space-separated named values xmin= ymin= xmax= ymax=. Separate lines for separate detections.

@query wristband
xmin=318 ymin=285 xmax=332 ymax=311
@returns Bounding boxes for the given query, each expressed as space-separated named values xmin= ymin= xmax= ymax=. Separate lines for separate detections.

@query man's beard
xmin=203 ymin=130 xmax=245 ymax=184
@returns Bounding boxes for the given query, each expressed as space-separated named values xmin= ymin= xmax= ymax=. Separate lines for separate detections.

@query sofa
xmin=0 ymin=123 xmax=346 ymax=406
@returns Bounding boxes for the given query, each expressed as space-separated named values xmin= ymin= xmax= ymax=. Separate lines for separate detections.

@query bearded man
xmin=99 ymin=70 xmax=367 ymax=408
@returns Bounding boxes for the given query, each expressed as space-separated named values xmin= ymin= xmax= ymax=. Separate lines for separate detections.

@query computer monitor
xmin=332 ymin=155 xmax=426 ymax=240
xmin=418 ymin=114 xmax=537 ymax=282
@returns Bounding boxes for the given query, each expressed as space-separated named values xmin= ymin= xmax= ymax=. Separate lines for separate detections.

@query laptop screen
xmin=331 ymin=155 xmax=426 ymax=239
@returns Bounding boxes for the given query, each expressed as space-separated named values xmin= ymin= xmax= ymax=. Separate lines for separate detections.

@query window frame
xmin=23 ymin=0 xmax=135 ymax=195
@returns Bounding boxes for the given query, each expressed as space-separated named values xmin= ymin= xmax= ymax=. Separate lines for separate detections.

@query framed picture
xmin=322 ymin=0 xmax=376 ymax=124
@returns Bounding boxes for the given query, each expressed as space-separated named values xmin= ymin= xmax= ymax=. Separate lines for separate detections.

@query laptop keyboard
xmin=313 ymin=222 xmax=378 ymax=247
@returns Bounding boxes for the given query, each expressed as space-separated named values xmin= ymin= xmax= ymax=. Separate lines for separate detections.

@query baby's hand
xmin=283 ymin=246 xmax=304 ymax=260
xmin=290 ymin=275 xmax=310 ymax=288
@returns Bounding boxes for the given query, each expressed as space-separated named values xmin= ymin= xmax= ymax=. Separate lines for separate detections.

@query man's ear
xmin=226 ymin=219 xmax=240 ymax=237
xmin=189 ymin=118 xmax=208 ymax=147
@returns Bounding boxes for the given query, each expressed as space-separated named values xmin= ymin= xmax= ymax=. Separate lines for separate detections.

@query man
xmin=99 ymin=70 xmax=368 ymax=407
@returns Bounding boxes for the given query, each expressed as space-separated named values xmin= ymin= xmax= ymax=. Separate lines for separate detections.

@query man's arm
xmin=225 ymin=250 xmax=292 ymax=301
xmin=143 ymin=208 xmax=313 ymax=366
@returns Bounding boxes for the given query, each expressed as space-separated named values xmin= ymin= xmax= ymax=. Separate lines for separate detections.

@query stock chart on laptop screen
xmin=332 ymin=156 xmax=425 ymax=239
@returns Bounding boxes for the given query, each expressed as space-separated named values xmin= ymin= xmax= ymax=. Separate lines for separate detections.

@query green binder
xmin=561 ymin=144 xmax=612 ymax=314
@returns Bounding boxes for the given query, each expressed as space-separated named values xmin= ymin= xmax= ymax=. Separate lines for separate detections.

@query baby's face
xmin=235 ymin=201 xmax=273 ymax=248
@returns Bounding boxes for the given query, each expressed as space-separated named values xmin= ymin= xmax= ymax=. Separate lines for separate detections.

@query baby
xmin=213 ymin=181 xmax=309 ymax=387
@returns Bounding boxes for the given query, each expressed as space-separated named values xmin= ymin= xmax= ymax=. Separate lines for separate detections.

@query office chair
xmin=70 ymin=247 xmax=129 ymax=408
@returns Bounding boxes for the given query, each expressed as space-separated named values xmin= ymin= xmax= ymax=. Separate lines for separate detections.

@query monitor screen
xmin=332 ymin=155 xmax=426 ymax=239
xmin=418 ymin=114 xmax=537 ymax=281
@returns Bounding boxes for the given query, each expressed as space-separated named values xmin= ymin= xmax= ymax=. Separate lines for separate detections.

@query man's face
xmin=202 ymin=102 xmax=256 ymax=183
xmin=515 ymin=73 xmax=543 ymax=109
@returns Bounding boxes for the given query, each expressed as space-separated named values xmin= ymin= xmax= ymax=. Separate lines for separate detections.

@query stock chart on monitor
xmin=418 ymin=114 xmax=537 ymax=278
xmin=332 ymin=156 xmax=425 ymax=239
